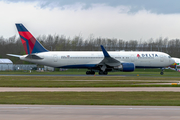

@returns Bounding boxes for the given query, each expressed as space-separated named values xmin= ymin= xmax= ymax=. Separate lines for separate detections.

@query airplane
xmin=7 ymin=23 xmax=175 ymax=75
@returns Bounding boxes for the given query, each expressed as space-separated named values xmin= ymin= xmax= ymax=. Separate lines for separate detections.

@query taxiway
xmin=0 ymin=87 xmax=180 ymax=92
xmin=0 ymin=105 xmax=180 ymax=120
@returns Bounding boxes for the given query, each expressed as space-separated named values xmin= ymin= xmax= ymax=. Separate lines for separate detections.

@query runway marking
xmin=0 ymin=87 xmax=180 ymax=92
xmin=0 ymin=105 xmax=180 ymax=110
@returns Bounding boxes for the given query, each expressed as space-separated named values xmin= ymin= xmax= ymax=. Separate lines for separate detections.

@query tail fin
xmin=16 ymin=23 xmax=48 ymax=54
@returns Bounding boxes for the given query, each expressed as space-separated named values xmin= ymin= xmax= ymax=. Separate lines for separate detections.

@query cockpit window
xmin=168 ymin=56 xmax=171 ymax=58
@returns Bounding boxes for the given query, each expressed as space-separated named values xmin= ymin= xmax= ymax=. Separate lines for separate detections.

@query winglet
xmin=100 ymin=45 xmax=110 ymax=57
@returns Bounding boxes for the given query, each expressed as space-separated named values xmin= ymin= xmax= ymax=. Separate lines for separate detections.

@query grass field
xmin=0 ymin=76 xmax=179 ymax=87
xmin=0 ymin=68 xmax=179 ymax=77
xmin=0 ymin=69 xmax=179 ymax=106
xmin=0 ymin=92 xmax=180 ymax=106
xmin=0 ymin=68 xmax=179 ymax=87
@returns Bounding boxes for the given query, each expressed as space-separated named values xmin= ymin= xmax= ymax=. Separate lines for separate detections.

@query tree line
xmin=1 ymin=34 xmax=180 ymax=63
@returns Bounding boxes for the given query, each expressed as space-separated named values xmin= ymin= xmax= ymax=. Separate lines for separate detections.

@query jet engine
xmin=114 ymin=63 xmax=135 ymax=72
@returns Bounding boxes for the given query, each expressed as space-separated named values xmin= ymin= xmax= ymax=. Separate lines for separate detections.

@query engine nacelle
xmin=114 ymin=63 xmax=135 ymax=72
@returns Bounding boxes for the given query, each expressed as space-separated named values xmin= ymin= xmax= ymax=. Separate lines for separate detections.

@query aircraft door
xmin=131 ymin=55 xmax=135 ymax=62
xmin=53 ymin=55 xmax=58 ymax=62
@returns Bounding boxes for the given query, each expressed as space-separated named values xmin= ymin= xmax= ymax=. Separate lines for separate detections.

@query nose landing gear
xmin=160 ymin=68 xmax=164 ymax=75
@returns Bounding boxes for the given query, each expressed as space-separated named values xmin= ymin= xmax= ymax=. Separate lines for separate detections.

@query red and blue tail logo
xmin=16 ymin=24 xmax=48 ymax=54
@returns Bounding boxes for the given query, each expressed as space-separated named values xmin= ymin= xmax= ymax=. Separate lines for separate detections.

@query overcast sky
xmin=1 ymin=0 xmax=180 ymax=40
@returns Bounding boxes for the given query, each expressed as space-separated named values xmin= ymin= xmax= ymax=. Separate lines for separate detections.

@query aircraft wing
xmin=7 ymin=54 xmax=22 ymax=58
xmin=98 ymin=45 xmax=121 ymax=71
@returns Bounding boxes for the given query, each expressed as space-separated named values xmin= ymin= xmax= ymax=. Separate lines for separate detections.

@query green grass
xmin=0 ymin=68 xmax=179 ymax=87
xmin=0 ymin=68 xmax=179 ymax=77
xmin=0 ymin=76 xmax=179 ymax=87
xmin=0 ymin=92 xmax=180 ymax=106
xmin=0 ymin=68 xmax=180 ymax=79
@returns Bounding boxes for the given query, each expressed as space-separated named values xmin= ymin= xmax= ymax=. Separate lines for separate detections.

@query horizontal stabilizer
xmin=7 ymin=54 xmax=21 ymax=58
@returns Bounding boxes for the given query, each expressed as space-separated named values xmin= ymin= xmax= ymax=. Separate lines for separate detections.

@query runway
xmin=1 ymin=87 xmax=180 ymax=92
xmin=0 ymin=74 xmax=129 ymax=77
xmin=0 ymin=105 xmax=180 ymax=120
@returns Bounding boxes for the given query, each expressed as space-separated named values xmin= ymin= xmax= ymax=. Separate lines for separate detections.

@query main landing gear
xmin=86 ymin=71 xmax=108 ymax=75
xmin=99 ymin=71 xmax=108 ymax=75
xmin=86 ymin=71 xmax=95 ymax=75
xmin=160 ymin=68 xmax=164 ymax=75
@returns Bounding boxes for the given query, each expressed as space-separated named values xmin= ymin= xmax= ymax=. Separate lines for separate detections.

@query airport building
xmin=0 ymin=59 xmax=13 ymax=71
xmin=0 ymin=58 xmax=37 ymax=71
xmin=44 ymin=66 xmax=54 ymax=71
xmin=13 ymin=64 xmax=37 ymax=71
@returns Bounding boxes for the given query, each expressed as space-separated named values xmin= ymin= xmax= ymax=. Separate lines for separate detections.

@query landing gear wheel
xmin=99 ymin=71 xmax=103 ymax=75
xmin=160 ymin=68 xmax=164 ymax=75
xmin=91 ymin=71 xmax=95 ymax=75
xmin=160 ymin=71 xmax=164 ymax=75
xmin=98 ymin=71 xmax=108 ymax=75
xmin=86 ymin=71 xmax=95 ymax=75
xmin=103 ymin=71 xmax=108 ymax=75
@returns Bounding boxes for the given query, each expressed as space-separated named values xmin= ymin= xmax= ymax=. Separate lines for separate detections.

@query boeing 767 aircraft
xmin=7 ymin=24 xmax=175 ymax=75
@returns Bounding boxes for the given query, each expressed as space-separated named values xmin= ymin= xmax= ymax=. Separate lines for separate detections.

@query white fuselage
xmin=19 ymin=51 xmax=175 ymax=69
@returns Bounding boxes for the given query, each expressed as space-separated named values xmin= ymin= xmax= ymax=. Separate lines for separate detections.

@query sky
xmin=1 ymin=0 xmax=180 ymax=41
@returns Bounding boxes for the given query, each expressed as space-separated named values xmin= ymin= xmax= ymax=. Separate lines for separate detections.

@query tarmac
xmin=0 ymin=87 xmax=180 ymax=92
xmin=0 ymin=74 xmax=179 ymax=119
xmin=0 ymin=105 xmax=180 ymax=120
